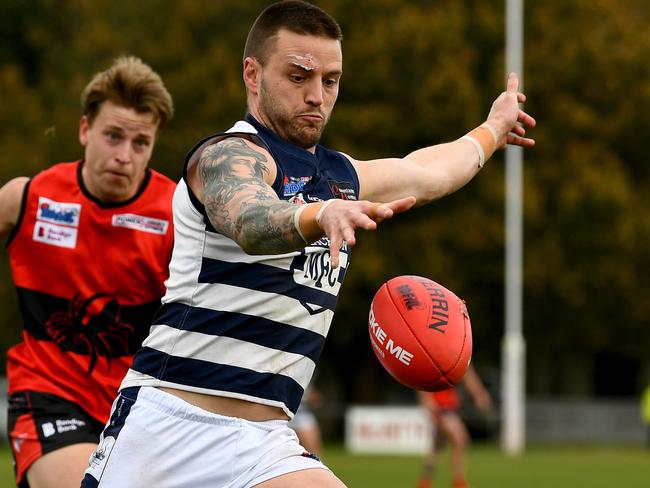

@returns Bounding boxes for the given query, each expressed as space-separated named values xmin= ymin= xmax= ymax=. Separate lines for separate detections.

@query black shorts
xmin=7 ymin=391 xmax=105 ymax=487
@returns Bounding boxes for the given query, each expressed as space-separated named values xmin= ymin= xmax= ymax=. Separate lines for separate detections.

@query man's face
xmin=251 ymin=29 xmax=342 ymax=150
xmin=79 ymin=100 xmax=158 ymax=203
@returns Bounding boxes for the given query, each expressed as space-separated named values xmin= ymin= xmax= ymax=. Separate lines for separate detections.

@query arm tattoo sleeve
xmin=198 ymin=137 xmax=306 ymax=254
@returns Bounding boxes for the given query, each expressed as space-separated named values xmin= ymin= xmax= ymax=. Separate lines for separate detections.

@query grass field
xmin=327 ymin=443 xmax=650 ymax=487
xmin=0 ymin=443 xmax=647 ymax=487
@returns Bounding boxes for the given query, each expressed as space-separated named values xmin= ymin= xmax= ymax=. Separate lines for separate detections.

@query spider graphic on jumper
xmin=45 ymin=293 xmax=135 ymax=373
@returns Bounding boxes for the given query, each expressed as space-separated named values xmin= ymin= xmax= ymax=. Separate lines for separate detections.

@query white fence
xmin=527 ymin=398 xmax=646 ymax=444
xmin=345 ymin=406 xmax=432 ymax=455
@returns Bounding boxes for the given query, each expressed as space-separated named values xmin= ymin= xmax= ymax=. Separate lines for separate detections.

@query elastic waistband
xmin=125 ymin=386 xmax=288 ymax=430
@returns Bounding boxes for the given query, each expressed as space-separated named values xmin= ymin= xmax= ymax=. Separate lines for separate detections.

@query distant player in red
xmin=416 ymin=366 xmax=492 ymax=488
xmin=0 ymin=56 xmax=175 ymax=488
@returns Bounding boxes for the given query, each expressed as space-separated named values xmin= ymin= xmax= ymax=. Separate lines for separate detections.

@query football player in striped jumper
xmin=82 ymin=1 xmax=535 ymax=487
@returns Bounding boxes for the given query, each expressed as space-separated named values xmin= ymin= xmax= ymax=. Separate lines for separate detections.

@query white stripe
xmin=226 ymin=121 xmax=256 ymax=134
xmin=143 ymin=324 xmax=316 ymax=389
xmin=188 ymin=282 xmax=333 ymax=336
xmin=121 ymin=369 xmax=158 ymax=386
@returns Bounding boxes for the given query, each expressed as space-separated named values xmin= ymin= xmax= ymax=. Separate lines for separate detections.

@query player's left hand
xmin=486 ymin=72 xmax=536 ymax=149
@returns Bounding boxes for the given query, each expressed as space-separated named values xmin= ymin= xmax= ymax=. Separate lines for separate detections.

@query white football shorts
xmin=81 ymin=386 xmax=328 ymax=487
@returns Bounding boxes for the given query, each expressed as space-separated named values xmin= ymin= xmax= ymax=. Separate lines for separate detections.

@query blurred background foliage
xmin=1 ymin=0 xmax=649 ymax=406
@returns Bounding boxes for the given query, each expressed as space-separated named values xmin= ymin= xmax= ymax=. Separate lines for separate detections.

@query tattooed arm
xmin=190 ymin=137 xmax=306 ymax=255
xmin=187 ymin=136 xmax=415 ymax=264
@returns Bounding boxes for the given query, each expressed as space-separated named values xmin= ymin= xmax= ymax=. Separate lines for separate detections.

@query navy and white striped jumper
xmin=121 ymin=114 xmax=360 ymax=417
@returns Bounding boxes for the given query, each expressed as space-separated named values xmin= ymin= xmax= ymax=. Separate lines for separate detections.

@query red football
xmin=368 ymin=275 xmax=473 ymax=391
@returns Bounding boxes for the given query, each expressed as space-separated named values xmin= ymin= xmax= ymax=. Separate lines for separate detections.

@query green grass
xmin=0 ymin=443 xmax=648 ymax=487
xmin=323 ymin=443 xmax=650 ymax=488
xmin=0 ymin=447 xmax=12 ymax=487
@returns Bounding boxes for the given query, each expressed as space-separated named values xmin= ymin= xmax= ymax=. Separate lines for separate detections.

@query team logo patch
xmin=283 ymin=175 xmax=312 ymax=197
xmin=90 ymin=435 xmax=116 ymax=468
xmin=36 ymin=197 xmax=81 ymax=226
xmin=42 ymin=422 xmax=55 ymax=438
xmin=291 ymin=193 xmax=308 ymax=205
xmin=40 ymin=418 xmax=86 ymax=438
xmin=45 ymin=293 xmax=137 ymax=372
xmin=289 ymin=238 xmax=350 ymax=315
xmin=112 ymin=213 xmax=169 ymax=235
xmin=33 ymin=221 xmax=78 ymax=249
xmin=328 ymin=180 xmax=357 ymax=200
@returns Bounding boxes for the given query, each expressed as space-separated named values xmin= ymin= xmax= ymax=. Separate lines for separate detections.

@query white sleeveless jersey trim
xmin=160 ymin=180 xmax=206 ymax=302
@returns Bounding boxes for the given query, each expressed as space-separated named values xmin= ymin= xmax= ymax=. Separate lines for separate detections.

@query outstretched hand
xmin=486 ymin=72 xmax=536 ymax=149
xmin=318 ymin=196 xmax=416 ymax=267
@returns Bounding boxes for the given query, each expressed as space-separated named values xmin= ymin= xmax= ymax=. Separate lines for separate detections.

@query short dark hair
xmin=81 ymin=56 xmax=174 ymax=129
xmin=243 ymin=0 xmax=343 ymax=65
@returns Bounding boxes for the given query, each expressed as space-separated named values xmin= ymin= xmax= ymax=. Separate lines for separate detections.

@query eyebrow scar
xmin=288 ymin=54 xmax=317 ymax=72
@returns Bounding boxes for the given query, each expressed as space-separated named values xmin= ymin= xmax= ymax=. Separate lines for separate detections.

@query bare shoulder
xmin=0 ymin=176 xmax=30 ymax=238
xmin=0 ymin=176 xmax=29 ymax=206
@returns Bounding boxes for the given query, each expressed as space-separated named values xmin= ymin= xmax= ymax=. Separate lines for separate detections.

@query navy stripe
xmin=104 ymin=387 xmax=140 ymax=438
xmin=81 ymin=475 xmax=99 ymax=488
xmin=130 ymin=347 xmax=304 ymax=413
xmin=198 ymin=257 xmax=338 ymax=313
xmin=81 ymin=388 xmax=141 ymax=488
xmin=154 ymin=303 xmax=325 ymax=363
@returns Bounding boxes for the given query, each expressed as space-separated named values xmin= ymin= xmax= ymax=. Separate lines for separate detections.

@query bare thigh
xmin=254 ymin=467 xmax=347 ymax=488
xmin=27 ymin=442 xmax=97 ymax=488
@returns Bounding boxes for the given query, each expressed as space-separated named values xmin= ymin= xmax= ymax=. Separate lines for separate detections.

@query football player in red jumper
xmin=0 ymin=56 xmax=175 ymax=488
xmin=416 ymin=366 xmax=493 ymax=488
